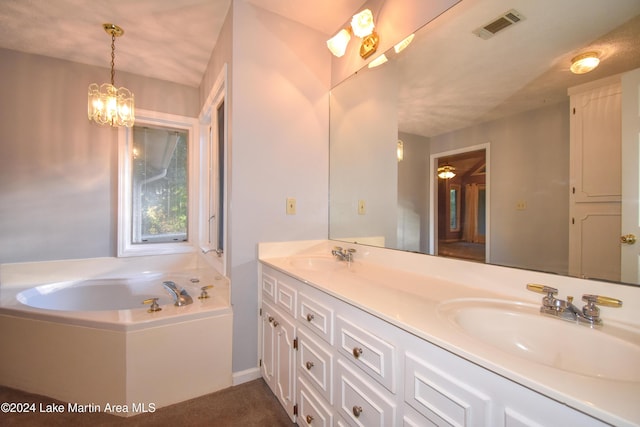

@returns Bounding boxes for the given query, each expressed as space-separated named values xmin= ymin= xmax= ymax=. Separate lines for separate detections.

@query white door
xmin=621 ymin=68 xmax=640 ymax=283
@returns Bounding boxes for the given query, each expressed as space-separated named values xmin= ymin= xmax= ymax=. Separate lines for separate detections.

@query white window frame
xmin=199 ymin=64 xmax=228 ymax=274
xmin=118 ymin=110 xmax=199 ymax=257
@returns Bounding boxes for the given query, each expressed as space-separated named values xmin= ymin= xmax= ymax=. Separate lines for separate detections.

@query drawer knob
xmin=268 ymin=316 xmax=274 ymax=323
xmin=305 ymin=361 xmax=314 ymax=370
xmin=352 ymin=405 xmax=363 ymax=418
xmin=273 ymin=320 xmax=279 ymax=327
xmin=306 ymin=415 xmax=314 ymax=424
xmin=306 ymin=313 xmax=315 ymax=322
xmin=352 ymin=347 xmax=363 ymax=359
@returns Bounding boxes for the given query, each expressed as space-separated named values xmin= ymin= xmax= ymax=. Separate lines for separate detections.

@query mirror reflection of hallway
xmin=436 ymin=149 xmax=487 ymax=262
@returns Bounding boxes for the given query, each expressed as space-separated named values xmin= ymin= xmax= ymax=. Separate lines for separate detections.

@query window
xmin=449 ymin=184 xmax=461 ymax=232
xmin=118 ymin=110 xmax=198 ymax=257
xmin=199 ymin=65 xmax=227 ymax=273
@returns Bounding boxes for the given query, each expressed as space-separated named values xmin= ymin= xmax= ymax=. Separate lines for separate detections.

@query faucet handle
xmin=142 ymin=297 xmax=162 ymax=313
xmin=582 ymin=294 xmax=622 ymax=308
xmin=526 ymin=283 xmax=558 ymax=296
xmin=198 ymin=285 xmax=214 ymax=299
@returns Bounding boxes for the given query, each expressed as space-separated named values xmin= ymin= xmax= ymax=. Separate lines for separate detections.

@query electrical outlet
xmin=286 ymin=197 xmax=296 ymax=215
xmin=358 ymin=199 xmax=366 ymax=215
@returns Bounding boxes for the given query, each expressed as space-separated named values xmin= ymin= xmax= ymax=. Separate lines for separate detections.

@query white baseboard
xmin=232 ymin=367 xmax=261 ymax=386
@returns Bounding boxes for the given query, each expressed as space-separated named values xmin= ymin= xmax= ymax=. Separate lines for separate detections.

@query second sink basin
xmin=287 ymin=255 xmax=344 ymax=271
xmin=438 ymin=298 xmax=640 ymax=382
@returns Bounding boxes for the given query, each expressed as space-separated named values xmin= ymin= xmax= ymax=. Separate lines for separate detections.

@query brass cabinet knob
xmin=273 ymin=320 xmax=279 ymax=327
xmin=352 ymin=347 xmax=363 ymax=359
xmin=305 ymin=361 xmax=314 ymax=370
xmin=306 ymin=313 xmax=314 ymax=322
xmin=352 ymin=405 xmax=363 ymax=418
xmin=621 ymin=234 xmax=637 ymax=245
xmin=306 ymin=415 xmax=314 ymax=424
xmin=268 ymin=316 xmax=274 ymax=323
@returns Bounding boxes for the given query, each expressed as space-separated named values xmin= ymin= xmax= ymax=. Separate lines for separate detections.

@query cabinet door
xmin=570 ymin=80 xmax=621 ymax=202
xmin=261 ymin=301 xmax=296 ymax=421
xmin=261 ymin=302 xmax=276 ymax=390
xmin=273 ymin=306 xmax=296 ymax=420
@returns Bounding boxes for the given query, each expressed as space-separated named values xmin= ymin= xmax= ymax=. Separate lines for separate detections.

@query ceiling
xmin=394 ymin=0 xmax=640 ymax=138
xmin=0 ymin=0 xmax=365 ymax=87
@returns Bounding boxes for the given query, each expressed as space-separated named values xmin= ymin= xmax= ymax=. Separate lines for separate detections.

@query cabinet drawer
xmin=275 ymin=278 xmax=297 ymax=318
xmin=299 ymin=292 xmax=334 ymax=344
xmin=298 ymin=377 xmax=333 ymax=427
xmin=336 ymin=315 xmax=396 ymax=393
xmin=298 ymin=327 xmax=333 ymax=404
xmin=404 ymin=352 xmax=490 ymax=426
xmin=261 ymin=273 xmax=276 ymax=302
xmin=336 ymin=359 xmax=397 ymax=427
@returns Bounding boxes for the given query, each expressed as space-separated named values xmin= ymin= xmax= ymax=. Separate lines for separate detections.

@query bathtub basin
xmin=17 ymin=277 xmax=173 ymax=311
xmin=438 ymin=298 xmax=640 ymax=382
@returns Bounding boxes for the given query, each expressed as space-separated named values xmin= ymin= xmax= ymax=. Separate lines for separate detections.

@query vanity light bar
xmin=473 ymin=9 xmax=525 ymax=40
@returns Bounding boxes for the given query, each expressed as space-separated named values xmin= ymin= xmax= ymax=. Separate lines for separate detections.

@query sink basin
xmin=288 ymin=256 xmax=344 ymax=271
xmin=438 ymin=298 xmax=640 ymax=382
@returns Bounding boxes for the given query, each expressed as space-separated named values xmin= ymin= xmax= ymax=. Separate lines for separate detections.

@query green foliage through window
xmin=132 ymin=125 xmax=189 ymax=244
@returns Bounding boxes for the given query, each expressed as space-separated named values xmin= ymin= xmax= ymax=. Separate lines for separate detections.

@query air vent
xmin=473 ymin=9 xmax=525 ymax=40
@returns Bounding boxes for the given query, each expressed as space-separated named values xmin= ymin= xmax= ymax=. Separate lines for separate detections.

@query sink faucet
xmin=162 ymin=281 xmax=193 ymax=306
xmin=331 ymin=246 xmax=356 ymax=264
xmin=526 ymin=283 xmax=622 ymax=327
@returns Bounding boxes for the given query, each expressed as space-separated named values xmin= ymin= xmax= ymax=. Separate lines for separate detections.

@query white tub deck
xmin=0 ymin=254 xmax=233 ymax=416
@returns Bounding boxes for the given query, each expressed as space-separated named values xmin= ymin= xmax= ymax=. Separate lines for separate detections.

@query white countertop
xmin=259 ymin=240 xmax=640 ymax=427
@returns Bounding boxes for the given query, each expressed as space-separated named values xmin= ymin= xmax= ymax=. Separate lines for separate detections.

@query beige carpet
xmin=0 ymin=379 xmax=293 ymax=426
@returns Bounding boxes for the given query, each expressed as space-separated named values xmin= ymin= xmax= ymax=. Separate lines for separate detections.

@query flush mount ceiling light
xmin=438 ymin=164 xmax=456 ymax=179
xmin=327 ymin=8 xmax=380 ymax=59
xmin=88 ymin=23 xmax=135 ymax=127
xmin=570 ymin=51 xmax=600 ymax=74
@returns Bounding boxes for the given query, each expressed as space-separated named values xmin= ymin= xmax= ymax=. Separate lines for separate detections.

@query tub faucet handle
xmin=198 ymin=285 xmax=214 ymax=299
xmin=142 ymin=297 xmax=162 ymax=313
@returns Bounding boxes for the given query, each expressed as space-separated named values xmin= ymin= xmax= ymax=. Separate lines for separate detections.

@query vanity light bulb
xmin=394 ymin=34 xmax=415 ymax=53
xmin=368 ymin=54 xmax=388 ymax=68
xmin=351 ymin=9 xmax=375 ymax=38
xmin=327 ymin=29 xmax=351 ymax=57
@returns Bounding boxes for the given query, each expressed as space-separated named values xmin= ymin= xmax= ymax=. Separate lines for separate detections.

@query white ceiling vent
xmin=473 ymin=9 xmax=525 ymax=40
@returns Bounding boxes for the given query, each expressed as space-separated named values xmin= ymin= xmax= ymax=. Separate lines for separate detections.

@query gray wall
xmin=430 ymin=100 xmax=570 ymax=275
xmin=0 ymin=48 xmax=199 ymax=264
xmin=220 ymin=2 xmax=330 ymax=374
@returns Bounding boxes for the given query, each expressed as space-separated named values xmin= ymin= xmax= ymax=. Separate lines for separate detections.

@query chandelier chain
xmin=110 ymin=32 xmax=116 ymax=86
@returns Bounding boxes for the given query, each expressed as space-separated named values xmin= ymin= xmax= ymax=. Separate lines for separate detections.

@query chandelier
xmin=88 ymin=24 xmax=135 ymax=127
xmin=437 ymin=164 xmax=456 ymax=179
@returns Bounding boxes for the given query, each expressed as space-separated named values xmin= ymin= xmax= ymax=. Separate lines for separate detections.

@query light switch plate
xmin=286 ymin=197 xmax=296 ymax=215
xmin=358 ymin=199 xmax=366 ymax=215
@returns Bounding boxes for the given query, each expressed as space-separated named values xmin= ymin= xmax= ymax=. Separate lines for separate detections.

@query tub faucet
xmin=162 ymin=281 xmax=193 ymax=306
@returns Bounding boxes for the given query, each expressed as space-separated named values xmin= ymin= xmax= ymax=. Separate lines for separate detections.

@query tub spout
xmin=162 ymin=281 xmax=193 ymax=306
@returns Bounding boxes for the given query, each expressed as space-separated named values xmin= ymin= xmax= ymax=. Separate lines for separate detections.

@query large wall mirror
xmin=329 ymin=0 xmax=640 ymax=285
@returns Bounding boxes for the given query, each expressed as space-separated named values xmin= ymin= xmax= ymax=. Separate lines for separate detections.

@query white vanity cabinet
xmin=259 ymin=264 xmax=609 ymax=427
